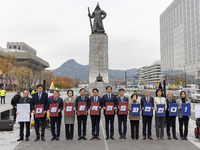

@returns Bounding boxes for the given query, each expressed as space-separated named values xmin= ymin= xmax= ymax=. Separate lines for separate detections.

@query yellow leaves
xmin=54 ymin=76 xmax=76 ymax=89
xmin=0 ymin=55 xmax=15 ymax=75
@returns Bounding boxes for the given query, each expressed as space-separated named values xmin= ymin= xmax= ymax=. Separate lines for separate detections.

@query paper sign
xmin=51 ymin=107 xmax=57 ymax=113
xmin=169 ymin=103 xmax=178 ymax=116
xmin=181 ymin=103 xmax=191 ymax=116
xmin=66 ymin=106 xmax=73 ymax=112
xmin=79 ymin=105 xmax=85 ymax=111
xmin=65 ymin=103 xmax=74 ymax=116
xmin=195 ymin=105 xmax=200 ymax=118
xmin=107 ymin=106 xmax=113 ymax=111
xmin=157 ymin=104 xmax=166 ymax=117
xmin=143 ymin=103 xmax=152 ymax=116
xmin=131 ymin=104 xmax=140 ymax=116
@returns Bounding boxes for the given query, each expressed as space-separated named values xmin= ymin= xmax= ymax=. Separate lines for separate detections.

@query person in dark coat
xmin=11 ymin=91 xmax=21 ymax=123
xmin=48 ymin=90 xmax=63 ymax=141
xmin=32 ymin=84 xmax=48 ymax=141
xmin=16 ymin=90 xmax=32 ymax=141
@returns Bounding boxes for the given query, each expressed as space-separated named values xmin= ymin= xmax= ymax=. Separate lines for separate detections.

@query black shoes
xmin=34 ymin=137 xmax=40 ymax=141
xmin=78 ymin=137 xmax=81 ymax=140
xmin=17 ymin=137 xmax=23 ymax=141
xmin=123 ymin=136 xmax=127 ymax=139
xmin=41 ymin=137 xmax=46 ymax=141
xmin=168 ymin=137 xmax=171 ymax=140
xmin=51 ymin=136 xmax=56 ymax=141
xmin=25 ymin=138 xmax=29 ymax=141
xmin=56 ymin=136 xmax=59 ymax=141
xmin=119 ymin=136 xmax=123 ymax=139
xmin=143 ymin=137 xmax=146 ymax=140
xmin=173 ymin=137 xmax=178 ymax=140
xmin=82 ymin=136 xmax=87 ymax=140
xmin=148 ymin=136 xmax=153 ymax=140
xmin=105 ymin=137 xmax=109 ymax=140
xmin=181 ymin=137 xmax=184 ymax=140
xmin=110 ymin=137 xmax=115 ymax=140
xmin=184 ymin=137 xmax=188 ymax=140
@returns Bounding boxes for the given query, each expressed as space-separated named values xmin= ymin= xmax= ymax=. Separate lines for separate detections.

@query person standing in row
xmin=117 ymin=88 xmax=129 ymax=139
xmin=32 ymin=84 xmax=48 ymax=141
xmin=63 ymin=90 xmax=76 ymax=140
xmin=154 ymin=89 xmax=167 ymax=140
xmin=103 ymin=86 xmax=117 ymax=140
xmin=90 ymin=88 xmax=102 ymax=140
xmin=75 ymin=88 xmax=90 ymax=140
xmin=48 ymin=90 xmax=63 ymax=141
xmin=166 ymin=92 xmax=178 ymax=140
xmin=17 ymin=90 xmax=32 ymax=141
xmin=140 ymin=90 xmax=154 ymax=140
xmin=177 ymin=91 xmax=190 ymax=140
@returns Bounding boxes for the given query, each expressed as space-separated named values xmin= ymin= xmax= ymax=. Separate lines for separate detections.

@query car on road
xmin=182 ymin=88 xmax=200 ymax=103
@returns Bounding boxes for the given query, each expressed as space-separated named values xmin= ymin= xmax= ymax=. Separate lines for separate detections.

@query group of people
xmin=15 ymin=84 xmax=190 ymax=142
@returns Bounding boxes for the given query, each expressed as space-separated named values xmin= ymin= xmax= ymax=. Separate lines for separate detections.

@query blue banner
xmin=157 ymin=104 xmax=166 ymax=117
xmin=169 ymin=103 xmax=178 ymax=116
xmin=181 ymin=103 xmax=191 ymax=116
xmin=143 ymin=103 xmax=152 ymax=116
xmin=131 ymin=104 xmax=140 ymax=116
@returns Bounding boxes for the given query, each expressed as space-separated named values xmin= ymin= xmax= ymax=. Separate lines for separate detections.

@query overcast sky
xmin=0 ymin=0 xmax=173 ymax=70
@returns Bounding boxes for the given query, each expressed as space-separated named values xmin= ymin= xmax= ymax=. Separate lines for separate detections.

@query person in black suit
xmin=16 ymin=90 xmax=32 ymax=141
xmin=102 ymin=86 xmax=118 ymax=140
xmin=117 ymin=88 xmax=129 ymax=139
xmin=90 ymin=88 xmax=102 ymax=140
xmin=48 ymin=90 xmax=63 ymax=141
xmin=32 ymin=84 xmax=48 ymax=141
xmin=140 ymin=90 xmax=154 ymax=140
xmin=75 ymin=88 xmax=90 ymax=140
xmin=166 ymin=92 xmax=178 ymax=140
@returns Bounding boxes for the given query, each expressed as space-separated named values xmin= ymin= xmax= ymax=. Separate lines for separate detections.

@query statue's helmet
xmin=95 ymin=2 xmax=101 ymax=10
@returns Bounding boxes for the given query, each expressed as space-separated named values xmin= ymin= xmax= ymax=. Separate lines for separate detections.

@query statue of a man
xmin=88 ymin=3 xmax=107 ymax=33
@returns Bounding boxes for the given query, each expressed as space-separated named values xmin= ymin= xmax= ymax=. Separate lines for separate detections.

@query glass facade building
xmin=160 ymin=0 xmax=200 ymax=84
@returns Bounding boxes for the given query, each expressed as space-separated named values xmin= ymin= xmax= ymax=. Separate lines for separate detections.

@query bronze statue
xmin=88 ymin=2 xmax=107 ymax=34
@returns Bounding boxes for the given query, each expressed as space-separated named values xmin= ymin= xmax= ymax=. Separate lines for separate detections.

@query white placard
xmin=120 ymin=106 xmax=126 ymax=111
xmin=92 ymin=106 xmax=98 ymax=111
xmin=16 ymin=104 xmax=30 ymax=122
xmin=132 ymin=107 xmax=139 ymax=113
xmin=51 ymin=107 xmax=57 ymax=113
xmin=145 ymin=106 xmax=151 ymax=112
xmin=36 ymin=108 xmax=43 ymax=114
xmin=66 ymin=106 xmax=72 ymax=112
xmin=158 ymin=108 xmax=164 ymax=113
xmin=79 ymin=105 xmax=85 ymax=111
xmin=107 ymin=106 xmax=113 ymax=111
xmin=195 ymin=105 xmax=200 ymax=118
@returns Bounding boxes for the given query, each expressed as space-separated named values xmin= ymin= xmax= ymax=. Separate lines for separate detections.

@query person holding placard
xmin=48 ymin=90 xmax=63 ymax=141
xmin=166 ymin=92 xmax=178 ymax=140
xmin=117 ymin=88 xmax=129 ymax=139
xmin=32 ymin=84 xmax=48 ymax=141
xmin=102 ymin=86 xmax=118 ymax=140
xmin=16 ymin=90 xmax=32 ymax=141
xmin=154 ymin=89 xmax=167 ymax=140
xmin=63 ymin=90 xmax=76 ymax=140
xmin=75 ymin=88 xmax=90 ymax=140
xmin=176 ymin=91 xmax=190 ymax=140
xmin=89 ymin=88 xmax=102 ymax=140
xmin=128 ymin=93 xmax=141 ymax=140
xmin=140 ymin=90 xmax=154 ymax=140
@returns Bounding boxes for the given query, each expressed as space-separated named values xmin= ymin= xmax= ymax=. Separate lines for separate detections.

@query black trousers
xmin=65 ymin=124 xmax=74 ymax=139
xmin=166 ymin=115 xmax=176 ymax=138
xmin=1 ymin=96 xmax=5 ymax=104
xmin=142 ymin=116 xmax=152 ymax=137
xmin=34 ymin=119 xmax=45 ymax=138
xmin=130 ymin=120 xmax=139 ymax=139
xmin=77 ymin=115 xmax=87 ymax=137
xmin=118 ymin=115 xmax=127 ymax=136
xmin=19 ymin=122 xmax=30 ymax=138
xmin=13 ymin=108 xmax=17 ymax=122
xmin=50 ymin=116 xmax=62 ymax=137
xmin=179 ymin=116 xmax=189 ymax=138
xmin=105 ymin=115 xmax=114 ymax=137
xmin=91 ymin=115 xmax=100 ymax=136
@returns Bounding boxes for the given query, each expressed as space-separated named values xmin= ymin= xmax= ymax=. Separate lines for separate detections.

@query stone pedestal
xmin=88 ymin=33 xmax=109 ymax=95
xmin=88 ymin=82 xmax=109 ymax=97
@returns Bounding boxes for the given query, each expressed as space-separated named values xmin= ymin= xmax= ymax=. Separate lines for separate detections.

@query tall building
xmin=160 ymin=0 xmax=200 ymax=84
xmin=133 ymin=61 xmax=161 ymax=87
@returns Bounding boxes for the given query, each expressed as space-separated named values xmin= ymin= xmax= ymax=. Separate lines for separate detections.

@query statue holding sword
xmin=88 ymin=2 xmax=107 ymax=34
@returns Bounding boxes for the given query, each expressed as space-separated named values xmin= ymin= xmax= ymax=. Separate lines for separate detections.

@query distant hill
xmin=53 ymin=59 xmax=138 ymax=82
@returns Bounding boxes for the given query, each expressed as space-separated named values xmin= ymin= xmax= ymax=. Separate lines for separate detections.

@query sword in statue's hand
xmin=88 ymin=7 xmax=93 ymax=34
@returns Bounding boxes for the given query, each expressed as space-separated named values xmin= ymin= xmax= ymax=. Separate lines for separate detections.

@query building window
xmin=13 ymin=44 xmax=17 ymax=49
xmin=18 ymin=45 xmax=21 ymax=50
xmin=9 ymin=44 xmax=12 ymax=49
